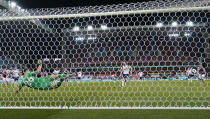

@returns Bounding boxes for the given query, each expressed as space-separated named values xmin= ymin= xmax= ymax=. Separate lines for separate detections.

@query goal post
xmin=0 ymin=0 xmax=210 ymax=109
xmin=0 ymin=6 xmax=210 ymax=21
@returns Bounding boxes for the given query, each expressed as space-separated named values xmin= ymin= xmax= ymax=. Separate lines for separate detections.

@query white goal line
xmin=0 ymin=6 xmax=210 ymax=21
xmin=1 ymin=106 xmax=210 ymax=110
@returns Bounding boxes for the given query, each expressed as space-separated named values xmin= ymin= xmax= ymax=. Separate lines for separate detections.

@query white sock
xmin=122 ymin=80 xmax=125 ymax=87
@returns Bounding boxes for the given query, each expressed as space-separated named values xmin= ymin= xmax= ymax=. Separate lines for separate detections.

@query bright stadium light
xmin=54 ymin=58 xmax=61 ymax=61
xmin=87 ymin=25 xmax=93 ymax=31
xmin=184 ymin=33 xmax=191 ymax=36
xmin=172 ymin=22 xmax=178 ymax=27
xmin=73 ymin=26 xmax=80 ymax=31
xmin=76 ymin=37 xmax=85 ymax=41
xmin=10 ymin=1 xmax=17 ymax=8
xmin=186 ymin=21 xmax=194 ymax=26
xmin=168 ymin=33 xmax=179 ymax=37
xmin=43 ymin=58 xmax=50 ymax=62
xmin=101 ymin=25 xmax=108 ymax=30
xmin=17 ymin=6 xmax=21 ymax=10
xmin=21 ymin=9 xmax=25 ymax=12
xmin=156 ymin=23 xmax=163 ymax=27
xmin=88 ymin=37 xmax=97 ymax=40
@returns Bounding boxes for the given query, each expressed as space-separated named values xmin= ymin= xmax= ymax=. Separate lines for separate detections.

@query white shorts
xmin=2 ymin=78 xmax=8 ymax=82
xmin=198 ymin=74 xmax=205 ymax=79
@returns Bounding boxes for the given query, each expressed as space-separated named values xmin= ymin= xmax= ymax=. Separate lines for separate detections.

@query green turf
xmin=0 ymin=80 xmax=210 ymax=107
xmin=1 ymin=109 xmax=210 ymax=119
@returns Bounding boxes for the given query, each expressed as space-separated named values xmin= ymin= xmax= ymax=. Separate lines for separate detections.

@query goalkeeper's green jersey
xmin=19 ymin=72 xmax=67 ymax=90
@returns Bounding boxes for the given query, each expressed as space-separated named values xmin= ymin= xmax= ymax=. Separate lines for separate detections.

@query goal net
xmin=0 ymin=0 xmax=210 ymax=109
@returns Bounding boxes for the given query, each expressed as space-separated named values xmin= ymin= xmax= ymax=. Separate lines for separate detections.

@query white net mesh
xmin=0 ymin=0 xmax=210 ymax=108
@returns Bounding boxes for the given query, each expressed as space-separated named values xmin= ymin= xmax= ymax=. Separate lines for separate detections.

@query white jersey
xmin=121 ymin=65 xmax=131 ymax=74
xmin=187 ymin=68 xmax=196 ymax=76
xmin=138 ymin=72 xmax=144 ymax=77
xmin=13 ymin=70 xmax=19 ymax=77
xmin=186 ymin=68 xmax=191 ymax=75
xmin=198 ymin=73 xmax=206 ymax=79
xmin=77 ymin=72 xmax=82 ymax=77
xmin=197 ymin=67 xmax=206 ymax=79
xmin=53 ymin=70 xmax=60 ymax=75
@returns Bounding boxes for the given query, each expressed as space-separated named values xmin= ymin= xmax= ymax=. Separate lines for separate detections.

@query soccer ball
xmin=192 ymin=69 xmax=197 ymax=74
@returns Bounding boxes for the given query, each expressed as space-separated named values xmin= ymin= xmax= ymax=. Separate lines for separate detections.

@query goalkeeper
xmin=16 ymin=60 xmax=72 ymax=94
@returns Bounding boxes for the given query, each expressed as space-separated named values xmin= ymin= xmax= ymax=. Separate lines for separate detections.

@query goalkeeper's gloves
xmin=37 ymin=59 xmax=42 ymax=65
xmin=67 ymin=73 xmax=76 ymax=78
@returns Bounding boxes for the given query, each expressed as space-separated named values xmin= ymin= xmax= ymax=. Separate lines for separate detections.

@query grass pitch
xmin=1 ymin=109 xmax=210 ymax=119
xmin=0 ymin=80 xmax=210 ymax=107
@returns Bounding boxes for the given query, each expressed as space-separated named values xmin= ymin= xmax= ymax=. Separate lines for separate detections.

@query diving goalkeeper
xmin=15 ymin=60 xmax=72 ymax=94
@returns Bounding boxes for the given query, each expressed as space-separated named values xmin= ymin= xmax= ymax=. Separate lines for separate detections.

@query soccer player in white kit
xmin=119 ymin=62 xmax=132 ymax=87
xmin=186 ymin=67 xmax=196 ymax=82
xmin=138 ymin=71 xmax=144 ymax=81
xmin=77 ymin=70 xmax=82 ymax=82
xmin=12 ymin=67 xmax=20 ymax=83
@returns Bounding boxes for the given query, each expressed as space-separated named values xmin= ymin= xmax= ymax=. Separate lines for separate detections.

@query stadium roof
xmin=3 ymin=0 xmax=155 ymax=9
